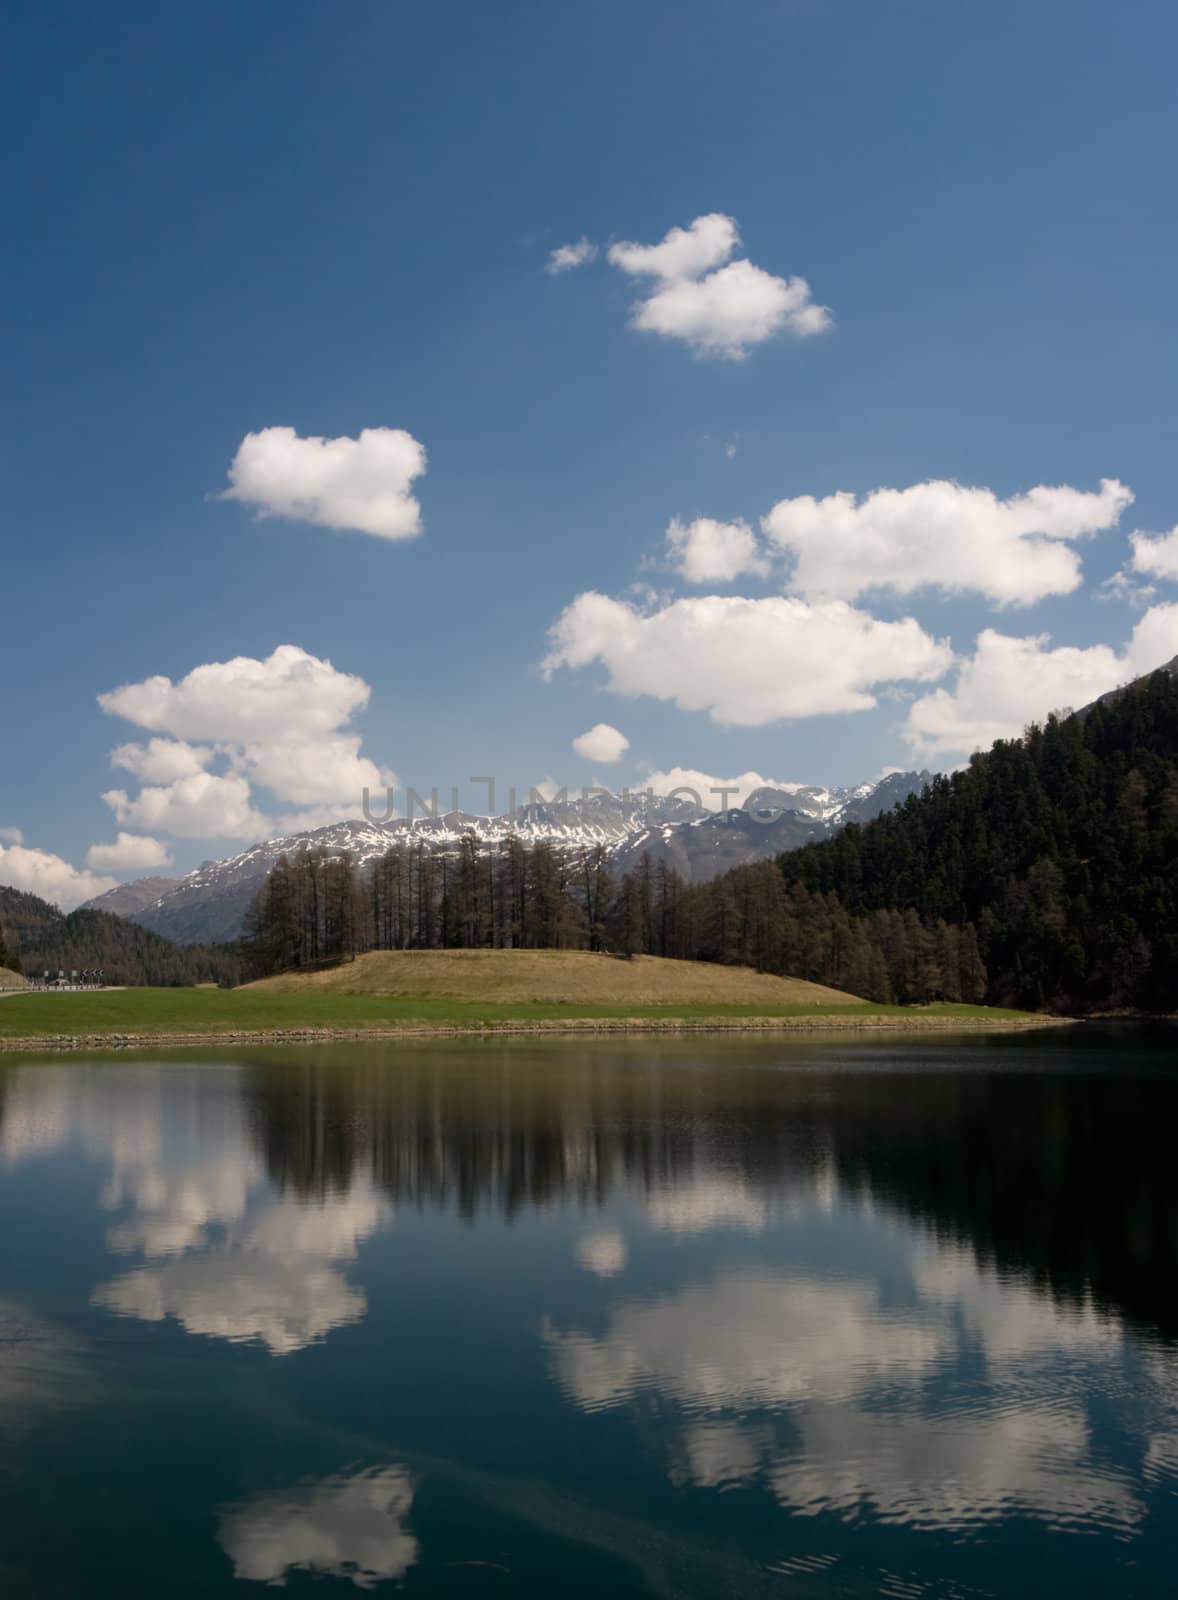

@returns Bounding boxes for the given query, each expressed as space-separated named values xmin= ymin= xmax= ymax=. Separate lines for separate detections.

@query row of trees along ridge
xmin=244 ymin=836 xmax=986 ymax=1005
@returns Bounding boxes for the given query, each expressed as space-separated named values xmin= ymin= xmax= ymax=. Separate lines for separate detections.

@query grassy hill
xmin=0 ymin=948 xmax=1045 ymax=1048
xmin=246 ymin=949 xmax=861 ymax=1007
xmin=0 ymin=967 xmax=28 ymax=992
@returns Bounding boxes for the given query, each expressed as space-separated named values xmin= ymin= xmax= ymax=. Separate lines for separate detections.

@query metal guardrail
xmin=1 ymin=983 xmax=115 ymax=995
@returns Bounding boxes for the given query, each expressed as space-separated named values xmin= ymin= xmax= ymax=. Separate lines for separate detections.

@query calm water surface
xmin=2 ymin=1031 xmax=1177 ymax=1597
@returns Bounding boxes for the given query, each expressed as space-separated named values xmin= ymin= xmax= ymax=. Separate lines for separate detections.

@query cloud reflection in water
xmin=218 ymin=1465 xmax=418 ymax=1588
xmin=544 ymin=1245 xmax=1145 ymax=1536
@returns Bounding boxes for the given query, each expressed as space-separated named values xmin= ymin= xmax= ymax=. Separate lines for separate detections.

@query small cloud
xmin=665 ymin=516 xmax=769 ymax=584
xmin=546 ymin=237 xmax=598 ymax=274
xmin=572 ymin=723 xmax=630 ymax=764
xmin=85 ymin=834 xmax=173 ymax=872
xmin=1100 ymin=569 xmax=1157 ymax=607
xmin=700 ymin=433 xmax=739 ymax=461
xmin=220 ymin=425 xmax=427 ymax=542
xmin=0 ymin=827 xmax=23 ymax=846
xmin=607 ymin=213 xmax=831 ymax=360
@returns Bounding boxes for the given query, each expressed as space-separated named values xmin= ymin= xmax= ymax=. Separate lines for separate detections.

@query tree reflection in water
xmin=237 ymin=1033 xmax=1178 ymax=1342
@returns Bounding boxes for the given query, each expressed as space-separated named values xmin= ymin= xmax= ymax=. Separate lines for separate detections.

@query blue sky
xmin=4 ymin=0 xmax=1178 ymax=903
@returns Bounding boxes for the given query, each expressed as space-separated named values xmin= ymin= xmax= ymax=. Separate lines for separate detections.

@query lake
xmin=2 ymin=1030 xmax=1176 ymax=1597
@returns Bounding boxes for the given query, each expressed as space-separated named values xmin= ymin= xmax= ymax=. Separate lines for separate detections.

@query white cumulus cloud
xmin=665 ymin=516 xmax=768 ymax=583
xmin=903 ymin=604 xmax=1178 ymax=760
xmin=0 ymin=827 xmax=23 ymax=845
xmin=99 ymin=645 xmax=372 ymax=743
xmin=98 ymin=646 xmax=396 ymax=841
xmin=102 ymin=771 xmax=271 ymax=841
xmin=607 ymin=212 xmax=831 ymax=360
xmin=762 ymin=477 xmax=1133 ymax=606
xmin=0 ymin=842 xmax=117 ymax=909
xmin=547 ymin=236 xmax=597 ymax=273
xmin=572 ymin=722 xmax=630 ymax=763
xmin=221 ymin=425 xmax=427 ymax=541
xmin=543 ymin=592 xmax=952 ymax=726
xmin=85 ymin=834 xmax=173 ymax=872
xmin=1129 ymin=525 xmax=1178 ymax=582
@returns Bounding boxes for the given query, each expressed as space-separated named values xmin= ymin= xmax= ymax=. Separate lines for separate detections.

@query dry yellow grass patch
xmin=0 ymin=968 xmax=29 ymax=992
xmin=246 ymin=948 xmax=860 ymax=1007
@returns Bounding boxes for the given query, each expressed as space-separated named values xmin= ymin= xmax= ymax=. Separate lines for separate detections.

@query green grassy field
xmin=0 ymin=985 xmax=1041 ymax=1043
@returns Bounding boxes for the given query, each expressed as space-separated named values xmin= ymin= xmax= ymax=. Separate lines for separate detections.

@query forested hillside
xmin=777 ymin=667 xmax=1178 ymax=1012
xmin=0 ymin=887 xmax=242 ymax=987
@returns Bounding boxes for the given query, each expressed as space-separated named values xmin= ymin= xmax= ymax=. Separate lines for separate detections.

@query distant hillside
xmin=86 ymin=876 xmax=182 ymax=920
xmin=246 ymin=948 xmax=861 ymax=1007
xmin=0 ymin=886 xmax=241 ymax=987
xmin=777 ymin=664 xmax=1178 ymax=1012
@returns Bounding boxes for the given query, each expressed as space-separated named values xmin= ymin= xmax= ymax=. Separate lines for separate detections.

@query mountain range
xmin=83 ymin=771 xmax=932 ymax=944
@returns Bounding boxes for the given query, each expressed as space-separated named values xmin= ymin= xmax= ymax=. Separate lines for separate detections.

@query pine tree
xmin=0 ymin=922 xmax=21 ymax=974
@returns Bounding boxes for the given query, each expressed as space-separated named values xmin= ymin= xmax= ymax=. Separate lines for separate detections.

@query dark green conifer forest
xmin=0 ymin=887 xmax=241 ymax=987
xmin=0 ymin=921 xmax=21 ymax=974
xmin=777 ymin=668 xmax=1178 ymax=1012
